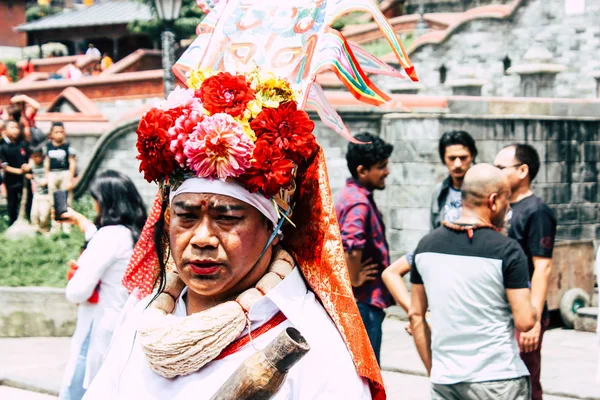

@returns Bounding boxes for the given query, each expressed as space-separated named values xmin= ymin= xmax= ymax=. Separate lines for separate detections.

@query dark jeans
xmin=357 ymin=302 xmax=386 ymax=364
xmin=6 ymin=185 xmax=23 ymax=225
xmin=25 ymin=179 xmax=33 ymax=221
xmin=516 ymin=317 xmax=550 ymax=400
xmin=5 ymin=182 xmax=32 ymax=225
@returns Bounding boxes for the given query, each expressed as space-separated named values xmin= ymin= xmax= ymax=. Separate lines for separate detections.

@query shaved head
xmin=461 ymin=164 xmax=509 ymax=207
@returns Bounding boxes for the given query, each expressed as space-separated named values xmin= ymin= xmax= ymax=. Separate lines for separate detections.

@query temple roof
xmin=16 ymin=1 xmax=152 ymax=32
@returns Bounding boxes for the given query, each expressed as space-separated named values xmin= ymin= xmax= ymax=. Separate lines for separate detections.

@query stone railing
xmin=0 ymin=287 xmax=76 ymax=337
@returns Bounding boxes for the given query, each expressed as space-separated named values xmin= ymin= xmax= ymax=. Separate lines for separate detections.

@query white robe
xmin=83 ymin=267 xmax=371 ymax=399
xmin=61 ymin=225 xmax=133 ymax=393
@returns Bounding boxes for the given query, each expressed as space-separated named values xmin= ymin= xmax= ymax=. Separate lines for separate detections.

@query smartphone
xmin=53 ymin=190 xmax=69 ymax=221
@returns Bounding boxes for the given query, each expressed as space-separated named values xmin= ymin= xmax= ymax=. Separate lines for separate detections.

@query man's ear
xmin=356 ymin=165 xmax=366 ymax=178
xmin=517 ymin=164 xmax=529 ymax=181
xmin=488 ymin=192 xmax=498 ymax=211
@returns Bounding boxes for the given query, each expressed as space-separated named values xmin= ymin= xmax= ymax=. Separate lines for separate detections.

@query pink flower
xmin=184 ymin=113 xmax=255 ymax=180
xmin=157 ymin=87 xmax=200 ymax=112
xmin=169 ymin=109 xmax=205 ymax=166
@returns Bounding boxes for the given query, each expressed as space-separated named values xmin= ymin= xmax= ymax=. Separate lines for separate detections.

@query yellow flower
xmin=187 ymin=68 xmax=215 ymax=90
xmin=238 ymin=119 xmax=256 ymax=141
xmin=256 ymin=74 xmax=296 ymax=108
xmin=246 ymin=99 xmax=263 ymax=119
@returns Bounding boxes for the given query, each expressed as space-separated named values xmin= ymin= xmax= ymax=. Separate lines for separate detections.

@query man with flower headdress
xmin=83 ymin=71 xmax=376 ymax=399
xmin=84 ymin=0 xmax=421 ymax=397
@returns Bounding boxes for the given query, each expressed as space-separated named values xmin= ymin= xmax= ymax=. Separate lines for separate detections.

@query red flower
xmin=196 ymin=72 xmax=255 ymax=118
xmin=240 ymin=139 xmax=295 ymax=197
xmin=136 ymin=108 xmax=179 ymax=183
xmin=250 ymin=101 xmax=317 ymax=164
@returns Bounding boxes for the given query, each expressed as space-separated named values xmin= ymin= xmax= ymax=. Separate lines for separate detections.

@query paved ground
xmin=380 ymin=318 xmax=600 ymax=399
xmin=1 ymin=318 xmax=599 ymax=399
xmin=0 ymin=387 xmax=56 ymax=400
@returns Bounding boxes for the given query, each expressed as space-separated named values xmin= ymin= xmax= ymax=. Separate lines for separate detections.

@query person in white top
xmin=85 ymin=44 xmax=101 ymax=58
xmin=82 ymin=72 xmax=388 ymax=398
xmin=84 ymin=176 xmax=374 ymax=399
xmin=58 ymin=170 xmax=147 ymax=400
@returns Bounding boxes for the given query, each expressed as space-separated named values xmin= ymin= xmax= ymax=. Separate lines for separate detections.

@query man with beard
xmin=409 ymin=164 xmax=537 ymax=399
xmin=335 ymin=132 xmax=393 ymax=363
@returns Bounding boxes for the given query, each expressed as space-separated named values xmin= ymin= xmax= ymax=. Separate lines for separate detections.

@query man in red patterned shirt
xmin=335 ymin=132 xmax=393 ymax=363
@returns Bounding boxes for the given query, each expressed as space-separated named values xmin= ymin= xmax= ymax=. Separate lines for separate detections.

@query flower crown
xmin=136 ymin=69 xmax=319 ymax=207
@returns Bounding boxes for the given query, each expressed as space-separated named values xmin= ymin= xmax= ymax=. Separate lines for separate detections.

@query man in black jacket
xmin=429 ymin=130 xmax=478 ymax=229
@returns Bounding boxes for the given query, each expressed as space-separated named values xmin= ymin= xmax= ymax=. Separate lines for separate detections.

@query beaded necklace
xmin=442 ymin=220 xmax=500 ymax=239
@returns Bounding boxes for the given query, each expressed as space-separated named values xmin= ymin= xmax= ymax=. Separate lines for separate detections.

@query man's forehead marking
xmin=173 ymin=195 xmax=246 ymax=210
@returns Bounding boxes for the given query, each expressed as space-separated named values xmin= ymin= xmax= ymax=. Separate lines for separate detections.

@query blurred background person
xmin=85 ymin=44 xmax=101 ymax=58
xmin=0 ymin=120 xmax=31 ymax=225
xmin=58 ymin=170 xmax=147 ymax=400
xmin=100 ymin=53 xmax=113 ymax=71
xmin=21 ymin=58 xmax=34 ymax=78
xmin=45 ymin=122 xmax=77 ymax=234
xmin=10 ymin=94 xmax=41 ymax=145
xmin=0 ymin=61 xmax=12 ymax=85
xmin=26 ymin=145 xmax=51 ymax=234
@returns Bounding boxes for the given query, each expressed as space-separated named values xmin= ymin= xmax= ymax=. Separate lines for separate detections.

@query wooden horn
xmin=210 ymin=327 xmax=310 ymax=400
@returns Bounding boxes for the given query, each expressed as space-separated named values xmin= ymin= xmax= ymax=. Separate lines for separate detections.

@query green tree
xmin=128 ymin=0 xmax=205 ymax=43
xmin=26 ymin=5 xmax=61 ymax=22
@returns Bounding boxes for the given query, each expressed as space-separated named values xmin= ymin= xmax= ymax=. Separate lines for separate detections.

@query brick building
xmin=0 ymin=0 xmax=27 ymax=49
xmin=16 ymin=0 xmax=154 ymax=60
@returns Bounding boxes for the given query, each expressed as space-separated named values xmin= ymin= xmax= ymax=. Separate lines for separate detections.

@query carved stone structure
xmin=445 ymin=78 xmax=487 ymax=96
xmin=507 ymin=44 xmax=566 ymax=98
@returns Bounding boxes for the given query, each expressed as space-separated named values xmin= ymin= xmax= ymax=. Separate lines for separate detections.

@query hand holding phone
xmin=53 ymin=190 xmax=69 ymax=221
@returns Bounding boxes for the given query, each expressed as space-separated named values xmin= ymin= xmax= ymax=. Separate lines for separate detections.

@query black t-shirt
xmin=506 ymin=194 xmax=557 ymax=317
xmin=0 ymin=138 xmax=30 ymax=188
xmin=506 ymin=195 xmax=557 ymax=277
xmin=411 ymin=225 xmax=530 ymax=290
xmin=47 ymin=142 xmax=72 ymax=171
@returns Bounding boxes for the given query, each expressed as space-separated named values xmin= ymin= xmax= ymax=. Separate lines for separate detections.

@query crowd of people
xmin=0 ymin=44 xmax=114 ymax=86
xmin=0 ymin=94 xmax=77 ymax=233
xmin=0 ymin=105 xmax=569 ymax=400
xmin=0 ymin=89 xmax=580 ymax=400
xmin=336 ymin=131 xmax=556 ymax=399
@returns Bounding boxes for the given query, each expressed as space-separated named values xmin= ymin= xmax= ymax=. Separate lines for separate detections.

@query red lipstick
xmin=188 ymin=261 xmax=222 ymax=275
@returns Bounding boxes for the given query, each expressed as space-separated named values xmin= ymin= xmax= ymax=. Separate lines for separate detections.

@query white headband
xmin=169 ymin=178 xmax=279 ymax=226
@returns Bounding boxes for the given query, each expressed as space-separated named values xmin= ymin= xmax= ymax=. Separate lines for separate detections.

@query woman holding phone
xmin=58 ymin=170 xmax=146 ymax=400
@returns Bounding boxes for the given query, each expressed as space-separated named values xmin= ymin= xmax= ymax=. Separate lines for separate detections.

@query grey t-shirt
xmin=440 ymin=186 xmax=461 ymax=224
xmin=411 ymin=226 xmax=530 ymax=384
xmin=31 ymin=162 xmax=48 ymax=195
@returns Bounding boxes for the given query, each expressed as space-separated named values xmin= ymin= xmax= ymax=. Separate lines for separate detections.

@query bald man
xmin=409 ymin=164 xmax=537 ymax=400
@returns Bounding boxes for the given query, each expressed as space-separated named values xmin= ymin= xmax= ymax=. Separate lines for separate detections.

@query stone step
xmin=574 ymin=307 xmax=597 ymax=333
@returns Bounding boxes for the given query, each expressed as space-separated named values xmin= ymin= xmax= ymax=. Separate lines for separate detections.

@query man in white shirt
xmin=85 ymin=44 xmax=101 ymax=58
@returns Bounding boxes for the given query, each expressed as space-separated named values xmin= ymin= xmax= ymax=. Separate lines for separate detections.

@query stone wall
xmin=379 ymin=0 xmax=600 ymax=99
xmin=77 ymin=107 xmax=600 ymax=263
xmin=0 ymin=287 xmax=76 ymax=337
xmin=406 ymin=0 xmax=511 ymax=14
xmin=373 ymin=113 xmax=600 ymax=261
